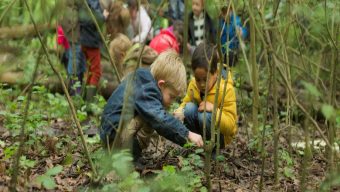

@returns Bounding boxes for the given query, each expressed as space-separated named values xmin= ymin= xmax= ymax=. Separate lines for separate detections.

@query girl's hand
xmin=198 ymin=101 xmax=214 ymax=112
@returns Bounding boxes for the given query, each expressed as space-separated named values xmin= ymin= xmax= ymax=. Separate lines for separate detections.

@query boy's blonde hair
xmin=150 ymin=50 xmax=187 ymax=95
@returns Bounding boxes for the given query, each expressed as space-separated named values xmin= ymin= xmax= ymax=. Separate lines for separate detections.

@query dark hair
xmin=127 ymin=0 xmax=137 ymax=9
xmin=172 ymin=20 xmax=184 ymax=44
xmin=191 ymin=42 xmax=219 ymax=74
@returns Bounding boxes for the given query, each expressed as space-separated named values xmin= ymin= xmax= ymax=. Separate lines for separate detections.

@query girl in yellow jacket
xmin=174 ymin=43 xmax=237 ymax=147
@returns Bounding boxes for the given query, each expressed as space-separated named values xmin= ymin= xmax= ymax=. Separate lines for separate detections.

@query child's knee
xmin=197 ymin=112 xmax=212 ymax=126
xmin=184 ymin=102 xmax=198 ymax=117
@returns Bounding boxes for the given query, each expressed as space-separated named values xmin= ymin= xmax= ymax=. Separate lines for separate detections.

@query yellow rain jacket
xmin=178 ymin=70 xmax=237 ymax=145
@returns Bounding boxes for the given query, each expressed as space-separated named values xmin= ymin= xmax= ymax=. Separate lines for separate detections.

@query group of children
xmin=57 ymin=0 xmax=247 ymax=163
xmin=102 ymin=43 xmax=237 ymax=162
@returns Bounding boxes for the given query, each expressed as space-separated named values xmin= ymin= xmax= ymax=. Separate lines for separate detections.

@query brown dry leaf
xmin=30 ymin=176 xmax=42 ymax=190
xmin=0 ymin=186 xmax=9 ymax=192
xmin=141 ymin=169 xmax=158 ymax=176
xmin=2 ymin=131 xmax=10 ymax=138
xmin=177 ymin=156 xmax=184 ymax=168
xmin=0 ymin=161 xmax=6 ymax=174
xmin=55 ymin=175 xmax=73 ymax=191
xmin=45 ymin=158 xmax=53 ymax=169
xmin=55 ymin=175 xmax=64 ymax=185
xmin=44 ymin=136 xmax=59 ymax=154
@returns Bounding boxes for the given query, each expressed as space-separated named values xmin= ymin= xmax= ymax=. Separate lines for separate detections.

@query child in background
xmin=109 ymin=34 xmax=158 ymax=77
xmin=57 ymin=26 xmax=86 ymax=96
xmin=109 ymin=33 xmax=133 ymax=77
xmin=122 ymin=44 xmax=158 ymax=75
xmin=174 ymin=42 xmax=237 ymax=148
xmin=57 ymin=0 xmax=86 ymax=95
xmin=100 ymin=50 xmax=203 ymax=161
xmin=127 ymin=0 xmax=153 ymax=43
xmin=149 ymin=20 xmax=184 ymax=54
xmin=220 ymin=5 xmax=248 ymax=67
xmin=106 ymin=1 xmax=131 ymax=40
xmin=79 ymin=0 xmax=108 ymax=101
xmin=188 ymin=0 xmax=216 ymax=53
xmin=168 ymin=0 xmax=184 ymax=22
xmin=149 ymin=0 xmax=169 ymax=36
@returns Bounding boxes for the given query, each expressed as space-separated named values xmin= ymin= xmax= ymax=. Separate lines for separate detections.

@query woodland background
xmin=0 ymin=0 xmax=339 ymax=191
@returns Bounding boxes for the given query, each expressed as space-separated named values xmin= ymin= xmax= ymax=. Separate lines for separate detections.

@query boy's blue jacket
xmin=79 ymin=0 xmax=104 ymax=48
xmin=220 ymin=14 xmax=248 ymax=53
xmin=100 ymin=68 xmax=189 ymax=146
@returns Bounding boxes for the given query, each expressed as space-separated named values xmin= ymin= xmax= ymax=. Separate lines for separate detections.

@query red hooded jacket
xmin=149 ymin=29 xmax=179 ymax=54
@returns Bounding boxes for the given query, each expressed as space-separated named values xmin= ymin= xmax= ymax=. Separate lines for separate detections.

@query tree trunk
xmin=0 ymin=23 xmax=51 ymax=39
xmin=250 ymin=0 xmax=259 ymax=136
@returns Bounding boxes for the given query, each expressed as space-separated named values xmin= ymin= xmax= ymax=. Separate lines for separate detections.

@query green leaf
xmin=283 ymin=167 xmax=295 ymax=179
xmin=200 ymin=186 xmax=208 ymax=192
xmin=17 ymin=96 xmax=25 ymax=102
xmin=62 ymin=154 xmax=73 ymax=166
xmin=36 ymin=175 xmax=56 ymax=189
xmin=42 ymin=176 xmax=56 ymax=190
xmin=46 ymin=165 xmax=63 ymax=176
xmin=320 ymin=172 xmax=340 ymax=191
xmin=4 ymin=145 xmax=17 ymax=159
xmin=111 ymin=151 xmax=134 ymax=178
xmin=195 ymin=148 xmax=204 ymax=154
xmin=162 ymin=165 xmax=176 ymax=174
xmin=301 ymin=81 xmax=321 ymax=97
xmin=20 ymin=156 xmax=36 ymax=168
xmin=138 ymin=186 xmax=151 ymax=192
xmin=321 ymin=104 xmax=335 ymax=120
xmin=183 ymin=142 xmax=194 ymax=148
xmin=215 ymin=155 xmax=225 ymax=162
xmin=85 ymin=135 xmax=100 ymax=144
xmin=0 ymin=140 xmax=5 ymax=148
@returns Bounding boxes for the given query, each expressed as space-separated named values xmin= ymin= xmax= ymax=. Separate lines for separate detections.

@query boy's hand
xmin=198 ymin=101 xmax=214 ymax=112
xmin=236 ymin=26 xmax=243 ymax=37
xmin=188 ymin=131 xmax=203 ymax=147
xmin=173 ymin=108 xmax=185 ymax=122
xmin=103 ymin=9 xmax=109 ymax=19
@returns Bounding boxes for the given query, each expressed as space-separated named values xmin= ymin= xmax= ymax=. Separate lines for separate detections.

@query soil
xmin=0 ymin=117 xmax=338 ymax=191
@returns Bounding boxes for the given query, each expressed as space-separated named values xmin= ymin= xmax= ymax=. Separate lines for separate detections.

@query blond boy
xmin=100 ymin=50 xmax=203 ymax=161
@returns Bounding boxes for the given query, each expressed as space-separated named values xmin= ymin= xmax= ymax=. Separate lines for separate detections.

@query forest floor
xmin=0 ymin=112 xmax=336 ymax=192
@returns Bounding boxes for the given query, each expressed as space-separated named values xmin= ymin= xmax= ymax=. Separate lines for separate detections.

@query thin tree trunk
xmin=22 ymin=0 xmax=98 ymax=178
xmin=271 ymin=0 xmax=280 ymax=185
xmin=0 ymin=0 xmax=18 ymax=25
xmin=250 ymin=0 xmax=259 ymax=136
xmin=9 ymin=47 xmax=40 ymax=192
xmin=183 ymin=0 xmax=190 ymax=67
xmin=259 ymin=56 xmax=272 ymax=192
xmin=325 ymin=0 xmax=338 ymax=171
xmin=272 ymin=58 xmax=279 ymax=185
xmin=299 ymin=117 xmax=312 ymax=191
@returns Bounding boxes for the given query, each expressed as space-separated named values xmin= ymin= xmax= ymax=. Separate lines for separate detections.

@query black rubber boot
xmin=84 ymin=86 xmax=97 ymax=103
xmin=84 ymin=86 xmax=98 ymax=115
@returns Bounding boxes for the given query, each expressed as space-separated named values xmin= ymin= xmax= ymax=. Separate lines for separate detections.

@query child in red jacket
xmin=149 ymin=21 xmax=183 ymax=54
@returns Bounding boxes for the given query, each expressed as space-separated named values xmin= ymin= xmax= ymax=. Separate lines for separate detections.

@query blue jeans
xmin=169 ymin=0 xmax=184 ymax=21
xmin=184 ymin=102 xmax=225 ymax=147
xmin=63 ymin=44 xmax=86 ymax=77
